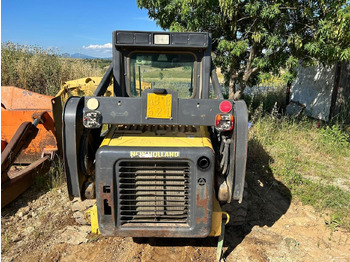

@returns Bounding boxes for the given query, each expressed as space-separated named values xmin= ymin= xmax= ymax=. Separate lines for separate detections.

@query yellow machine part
xmin=209 ymin=197 xmax=230 ymax=237
xmin=101 ymin=125 xmax=213 ymax=149
xmin=134 ymin=80 xmax=152 ymax=95
xmin=52 ymin=76 xmax=114 ymax=156
xmin=86 ymin=204 xmax=100 ymax=234
xmin=209 ymin=197 xmax=223 ymax=237
xmin=55 ymin=77 xmax=114 ymax=104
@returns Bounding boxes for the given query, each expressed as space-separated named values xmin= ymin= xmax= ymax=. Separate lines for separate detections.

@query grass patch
xmin=244 ymin=85 xmax=287 ymax=116
xmin=250 ymin=115 xmax=350 ymax=229
xmin=34 ymin=160 xmax=65 ymax=191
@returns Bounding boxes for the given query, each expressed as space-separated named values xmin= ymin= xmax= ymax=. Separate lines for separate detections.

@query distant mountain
xmin=59 ymin=53 xmax=111 ymax=60
xmin=69 ymin=53 xmax=97 ymax=59
xmin=61 ymin=53 xmax=71 ymax=58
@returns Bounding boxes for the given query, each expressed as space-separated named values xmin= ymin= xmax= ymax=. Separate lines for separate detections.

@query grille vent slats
xmin=118 ymin=161 xmax=191 ymax=226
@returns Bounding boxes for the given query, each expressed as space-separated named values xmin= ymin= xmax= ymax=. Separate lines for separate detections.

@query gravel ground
xmin=2 ymin=170 xmax=350 ymax=262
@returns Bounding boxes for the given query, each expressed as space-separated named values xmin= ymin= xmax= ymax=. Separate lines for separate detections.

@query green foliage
xmin=137 ymin=0 xmax=350 ymax=97
xmin=304 ymin=3 xmax=350 ymax=63
xmin=1 ymin=42 xmax=104 ymax=95
xmin=252 ymin=115 xmax=350 ymax=229
xmin=318 ymin=125 xmax=350 ymax=155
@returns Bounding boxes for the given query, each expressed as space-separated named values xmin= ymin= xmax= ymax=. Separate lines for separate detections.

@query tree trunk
xmin=228 ymin=77 xmax=236 ymax=99
xmin=231 ymin=42 xmax=258 ymax=100
xmin=233 ymin=82 xmax=246 ymax=100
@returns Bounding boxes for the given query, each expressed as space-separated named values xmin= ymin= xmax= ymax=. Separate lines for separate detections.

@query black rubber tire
xmin=221 ymin=183 xmax=248 ymax=226
xmin=71 ymin=198 xmax=95 ymax=225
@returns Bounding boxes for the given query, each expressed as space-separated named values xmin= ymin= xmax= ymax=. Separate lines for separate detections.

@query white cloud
xmin=83 ymin=43 xmax=112 ymax=50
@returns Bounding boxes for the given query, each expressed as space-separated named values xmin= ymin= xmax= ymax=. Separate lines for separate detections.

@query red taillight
xmin=215 ymin=114 xmax=234 ymax=131
xmin=219 ymin=100 xmax=232 ymax=113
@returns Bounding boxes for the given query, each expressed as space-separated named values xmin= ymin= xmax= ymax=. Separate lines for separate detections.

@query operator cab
xmin=110 ymin=31 xmax=215 ymax=100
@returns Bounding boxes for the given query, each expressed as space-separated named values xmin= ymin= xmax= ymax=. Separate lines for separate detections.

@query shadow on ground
xmin=222 ymin=138 xmax=291 ymax=258
xmin=142 ymin=138 xmax=292 ymax=258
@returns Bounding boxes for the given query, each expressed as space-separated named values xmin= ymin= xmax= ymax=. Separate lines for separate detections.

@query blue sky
xmin=1 ymin=0 xmax=161 ymax=58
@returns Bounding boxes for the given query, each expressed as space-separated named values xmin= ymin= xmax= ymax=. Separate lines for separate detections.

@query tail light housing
xmin=215 ymin=114 xmax=234 ymax=131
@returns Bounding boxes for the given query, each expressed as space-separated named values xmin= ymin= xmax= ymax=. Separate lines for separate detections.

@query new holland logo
xmin=130 ymin=151 xmax=180 ymax=158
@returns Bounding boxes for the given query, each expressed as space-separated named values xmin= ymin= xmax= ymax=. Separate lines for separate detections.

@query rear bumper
xmin=95 ymin=146 xmax=214 ymax=237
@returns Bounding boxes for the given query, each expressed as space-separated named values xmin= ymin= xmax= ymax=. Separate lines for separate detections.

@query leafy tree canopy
xmin=138 ymin=0 xmax=350 ymax=99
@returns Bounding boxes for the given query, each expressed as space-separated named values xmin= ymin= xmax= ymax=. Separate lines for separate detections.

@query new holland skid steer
xmin=58 ymin=31 xmax=248 ymax=240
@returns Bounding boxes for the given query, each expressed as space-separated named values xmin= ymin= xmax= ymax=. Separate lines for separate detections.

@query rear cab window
xmin=127 ymin=52 xmax=197 ymax=98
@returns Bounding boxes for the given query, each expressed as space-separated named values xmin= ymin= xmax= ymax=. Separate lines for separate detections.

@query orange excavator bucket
xmin=1 ymin=86 xmax=57 ymax=162
xmin=1 ymin=77 xmax=112 ymax=207
xmin=1 ymin=86 xmax=57 ymax=207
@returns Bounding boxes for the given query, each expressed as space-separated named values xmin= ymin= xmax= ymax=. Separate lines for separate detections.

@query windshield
xmin=128 ymin=53 xmax=196 ymax=98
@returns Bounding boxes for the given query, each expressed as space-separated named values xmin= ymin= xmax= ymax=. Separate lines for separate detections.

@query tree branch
xmin=237 ymin=16 xmax=252 ymax=23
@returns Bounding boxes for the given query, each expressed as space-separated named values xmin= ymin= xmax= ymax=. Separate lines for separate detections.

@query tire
xmin=221 ymin=182 xmax=248 ymax=226
xmin=71 ymin=198 xmax=95 ymax=225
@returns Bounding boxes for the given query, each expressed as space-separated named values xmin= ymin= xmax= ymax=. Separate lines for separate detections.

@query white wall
xmin=290 ymin=63 xmax=335 ymax=121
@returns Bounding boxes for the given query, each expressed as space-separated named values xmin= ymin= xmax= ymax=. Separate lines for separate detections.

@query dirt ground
xmin=2 ymin=148 xmax=350 ymax=262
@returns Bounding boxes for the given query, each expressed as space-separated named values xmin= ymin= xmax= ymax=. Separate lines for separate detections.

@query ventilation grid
xmin=118 ymin=160 xmax=191 ymax=226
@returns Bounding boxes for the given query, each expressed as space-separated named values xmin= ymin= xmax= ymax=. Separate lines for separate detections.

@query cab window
xmin=128 ymin=53 xmax=196 ymax=98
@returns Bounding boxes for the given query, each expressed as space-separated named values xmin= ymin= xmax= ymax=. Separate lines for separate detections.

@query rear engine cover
xmin=95 ymin=146 xmax=214 ymax=237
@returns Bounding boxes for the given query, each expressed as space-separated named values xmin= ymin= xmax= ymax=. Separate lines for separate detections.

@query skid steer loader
xmin=57 ymin=31 xmax=248 ymax=238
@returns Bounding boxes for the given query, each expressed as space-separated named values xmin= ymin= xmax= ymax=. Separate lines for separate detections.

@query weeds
xmin=245 ymin=85 xmax=287 ymax=116
xmin=1 ymin=42 xmax=104 ymax=96
xmin=34 ymin=159 xmax=65 ymax=191
xmin=250 ymin=114 xmax=350 ymax=229
xmin=318 ymin=125 xmax=350 ymax=156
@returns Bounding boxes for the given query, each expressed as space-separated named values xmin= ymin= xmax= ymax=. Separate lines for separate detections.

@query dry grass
xmin=1 ymin=42 xmax=105 ymax=96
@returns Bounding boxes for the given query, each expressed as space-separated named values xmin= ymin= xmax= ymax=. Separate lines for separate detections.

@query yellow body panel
xmin=209 ymin=197 xmax=222 ymax=236
xmin=209 ymin=198 xmax=230 ymax=237
xmin=101 ymin=125 xmax=213 ymax=149
xmin=86 ymin=204 xmax=100 ymax=234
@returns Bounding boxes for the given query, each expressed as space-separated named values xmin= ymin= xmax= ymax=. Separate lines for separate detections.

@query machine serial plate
xmin=146 ymin=93 xmax=172 ymax=119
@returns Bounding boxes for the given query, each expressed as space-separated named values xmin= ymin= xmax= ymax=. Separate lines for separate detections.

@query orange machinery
xmin=1 ymin=78 xmax=112 ymax=207
xmin=1 ymin=86 xmax=57 ymax=207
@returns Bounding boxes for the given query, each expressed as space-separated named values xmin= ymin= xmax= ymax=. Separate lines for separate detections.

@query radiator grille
xmin=117 ymin=160 xmax=191 ymax=226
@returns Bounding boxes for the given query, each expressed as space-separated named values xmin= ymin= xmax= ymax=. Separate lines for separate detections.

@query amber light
xmin=219 ymin=100 xmax=232 ymax=113
xmin=215 ymin=114 xmax=234 ymax=131
xmin=215 ymin=114 xmax=222 ymax=126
